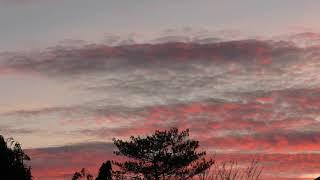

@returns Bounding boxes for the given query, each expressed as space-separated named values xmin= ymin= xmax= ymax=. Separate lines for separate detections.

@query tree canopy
xmin=112 ymin=128 xmax=214 ymax=180
xmin=0 ymin=135 xmax=32 ymax=180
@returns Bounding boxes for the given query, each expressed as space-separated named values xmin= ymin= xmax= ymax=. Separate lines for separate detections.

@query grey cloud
xmin=27 ymin=141 xmax=115 ymax=154
xmin=0 ymin=126 xmax=36 ymax=135
xmin=0 ymin=40 xmax=301 ymax=76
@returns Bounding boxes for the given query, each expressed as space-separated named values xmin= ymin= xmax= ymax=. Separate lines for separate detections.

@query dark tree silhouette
xmin=0 ymin=135 xmax=32 ymax=180
xmin=112 ymin=128 xmax=214 ymax=180
xmin=72 ymin=168 xmax=93 ymax=180
xmin=96 ymin=161 xmax=112 ymax=180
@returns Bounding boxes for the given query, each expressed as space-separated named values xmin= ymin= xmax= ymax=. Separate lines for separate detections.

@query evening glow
xmin=1 ymin=1 xmax=320 ymax=179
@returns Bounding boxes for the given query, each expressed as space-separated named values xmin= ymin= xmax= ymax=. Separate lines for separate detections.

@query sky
xmin=1 ymin=0 xmax=320 ymax=179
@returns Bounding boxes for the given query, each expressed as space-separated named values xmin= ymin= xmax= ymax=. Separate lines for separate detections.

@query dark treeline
xmin=0 ymin=128 xmax=272 ymax=180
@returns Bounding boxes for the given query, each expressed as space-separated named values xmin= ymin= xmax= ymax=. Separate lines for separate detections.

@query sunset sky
xmin=1 ymin=1 xmax=320 ymax=179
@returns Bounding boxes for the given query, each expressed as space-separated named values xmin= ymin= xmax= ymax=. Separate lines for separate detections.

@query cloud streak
xmin=1 ymin=38 xmax=320 ymax=110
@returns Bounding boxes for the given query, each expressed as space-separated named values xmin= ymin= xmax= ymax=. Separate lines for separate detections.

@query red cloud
xmin=26 ymin=142 xmax=117 ymax=179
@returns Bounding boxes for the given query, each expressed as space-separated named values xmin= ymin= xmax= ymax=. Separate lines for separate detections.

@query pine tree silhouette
xmin=112 ymin=128 xmax=214 ymax=179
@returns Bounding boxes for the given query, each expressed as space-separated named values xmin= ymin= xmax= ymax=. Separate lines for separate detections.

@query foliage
xmin=96 ymin=161 xmax=112 ymax=180
xmin=0 ymin=135 xmax=32 ymax=180
xmin=112 ymin=128 xmax=214 ymax=180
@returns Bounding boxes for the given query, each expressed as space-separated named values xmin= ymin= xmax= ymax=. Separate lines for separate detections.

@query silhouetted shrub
xmin=197 ymin=159 xmax=262 ymax=180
